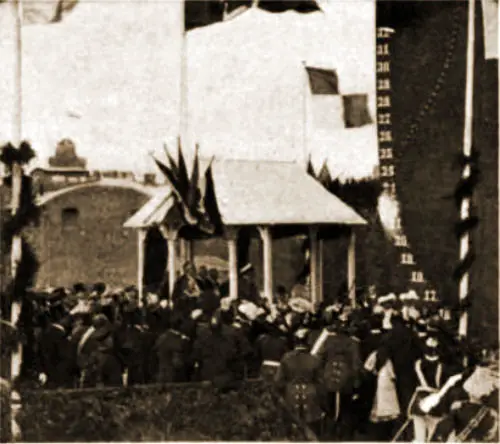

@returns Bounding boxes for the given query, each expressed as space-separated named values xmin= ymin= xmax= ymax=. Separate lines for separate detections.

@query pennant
xmin=305 ymin=67 xmax=339 ymax=95
xmin=342 ymin=94 xmax=373 ymax=128
xmin=199 ymin=160 xmax=220 ymax=234
xmin=187 ymin=144 xmax=200 ymax=213
xmin=306 ymin=155 xmax=315 ymax=177
xmin=153 ymin=157 xmax=198 ymax=226
xmin=317 ymin=161 xmax=332 ymax=189
xmin=163 ymin=144 xmax=180 ymax=181
xmin=177 ymin=138 xmax=190 ymax=200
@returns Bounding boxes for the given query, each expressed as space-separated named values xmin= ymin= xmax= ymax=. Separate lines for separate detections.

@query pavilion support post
xmin=137 ymin=229 xmax=147 ymax=303
xmin=319 ymin=238 xmax=324 ymax=302
xmin=159 ymin=225 xmax=179 ymax=297
xmin=347 ymin=229 xmax=356 ymax=308
xmin=258 ymin=226 xmax=273 ymax=303
xmin=226 ymin=227 xmax=239 ymax=300
xmin=185 ymin=240 xmax=194 ymax=264
xmin=309 ymin=226 xmax=320 ymax=305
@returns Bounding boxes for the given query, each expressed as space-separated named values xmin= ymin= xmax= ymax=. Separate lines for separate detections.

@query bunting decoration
xmin=153 ymin=143 xmax=221 ymax=236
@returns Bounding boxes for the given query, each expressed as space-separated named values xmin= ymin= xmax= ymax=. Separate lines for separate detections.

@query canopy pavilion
xmin=124 ymin=159 xmax=367 ymax=306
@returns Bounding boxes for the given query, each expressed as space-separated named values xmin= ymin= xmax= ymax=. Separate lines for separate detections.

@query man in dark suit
xmin=37 ymin=293 xmax=74 ymax=388
xmin=172 ymin=261 xmax=201 ymax=307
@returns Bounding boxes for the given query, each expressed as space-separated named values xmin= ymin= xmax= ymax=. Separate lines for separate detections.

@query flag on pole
xmin=317 ymin=161 xmax=332 ymax=189
xmin=342 ymin=94 xmax=373 ymax=128
xmin=305 ymin=67 xmax=339 ymax=94
xmin=305 ymin=65 xmax=373 ymax=129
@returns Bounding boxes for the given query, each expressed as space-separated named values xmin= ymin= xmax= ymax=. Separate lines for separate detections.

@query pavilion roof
xmin=124 ymin=159 xmax=366 ymax=229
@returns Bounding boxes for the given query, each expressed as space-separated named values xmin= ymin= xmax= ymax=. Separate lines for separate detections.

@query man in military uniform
xmin=275 ymin=328 xmax=325 ymax=438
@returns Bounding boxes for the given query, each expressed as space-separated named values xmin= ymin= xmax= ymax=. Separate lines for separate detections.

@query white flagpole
xmin=10 ymin=0 xmax=23 ymax=440
xmin=180 ymin=1 xmax=188 ymax=149
xmin=458 ymin=0 xmax=476 ymax=339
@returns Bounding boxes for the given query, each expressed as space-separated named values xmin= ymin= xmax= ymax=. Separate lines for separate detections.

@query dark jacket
xmin=311 ymin=328 xmax=363 ymax=394
xmin=275 ymin=346 xmax=325 ymax=424
xmin=191 ymin=324 xmax=239 ymax=389
xmin=154 ymin=328 xmax=191 ymax=383
xmin=38 ymin=323 xmax=74 ymax=388
xmin=376 ymin=321 xmax=423 ymax=411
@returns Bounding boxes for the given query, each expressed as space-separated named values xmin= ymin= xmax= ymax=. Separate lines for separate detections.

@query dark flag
xmin=342 ymin=94 xmax=373 ymax=128
xmin=187 ymin=144 xmax=200 ymax=213
xmin=306 ymin=155 xmax=315 ymax=177
xmin=317 ymin=161 xmax=332 ymax=189
xmin=305 ymin=66 xmax=339 ymax=95
xmin=256 ymin=1 xmax=320 ymax=14
xmin=177 ymin=138 xmax=190 ymax=199
xmin=184 ymin=0 xmax=320 ymax=32
xmin=184 ymin=0 xmax=225 ymax=32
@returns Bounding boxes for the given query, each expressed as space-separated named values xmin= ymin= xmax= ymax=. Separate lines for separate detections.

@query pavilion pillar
xmin=309 ymin=226 xmax=320 ymax=305
xmin=318 ymin=238 xmax=324 ymax=302
xmin=258 ymin=226 xmax=273 ymax=303
xmin=137 ymin=229 xmax=147 ymax=303
xmin=347 ymin=229 xmax=356 ymax=308
xmin=226 ymin=227 xmax=239 ymax=300
xmin=180 ymin=239 xmax=194 ymax=264
xmin=159 ymin=225 xmax=179 ymax=297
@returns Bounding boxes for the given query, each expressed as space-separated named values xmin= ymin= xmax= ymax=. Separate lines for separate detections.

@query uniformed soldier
xmin=275 ymin=328 xmax=325 ymax=437
xmin=310 ymin=309 xmax=362 ymax=440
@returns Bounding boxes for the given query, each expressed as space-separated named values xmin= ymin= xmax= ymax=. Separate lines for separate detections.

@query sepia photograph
xmin=0 ymin=0 xmax=498 ymax=442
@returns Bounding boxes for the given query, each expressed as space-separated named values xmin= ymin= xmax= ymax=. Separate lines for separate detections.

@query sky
xmin=0 ymin=0 xmax=377 ymax=180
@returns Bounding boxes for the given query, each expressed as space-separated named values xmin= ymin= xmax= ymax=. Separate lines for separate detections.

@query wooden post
xmin=137 ymin=229 xmax=146 ymax=303
xmin=347 ymin=229 xmax=356 ymax=308
xmin=258 ymin=226 xmax=273 ymax=303
xmin=159 ymin=225 xmax=179 ymax=297
xmin=185 ymin=240 xmax=194 ymax=263
xmin=318 ymin=238 xmax=324 ymax=302
xmin=9 ymin=1 xmax=23 ymax=441
xmin=226 ymin=227 xmax=239 ymax=300
xmin=309 ymin=226 xmax=319 ymax=305
xmin=458 ymin=0 xmax=476 ymax=339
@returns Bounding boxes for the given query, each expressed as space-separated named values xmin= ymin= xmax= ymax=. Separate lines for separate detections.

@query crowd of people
xmin=5 ymin=261 xmax=498 ymax=442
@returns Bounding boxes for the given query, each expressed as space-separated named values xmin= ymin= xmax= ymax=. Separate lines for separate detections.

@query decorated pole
xmin=10 ymin=0 xmax=23 ymax=380
xmin=9 ymin=0 xmax=23 ymax=441
xmin=457 ymin=0 xmax=476 ymax=339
